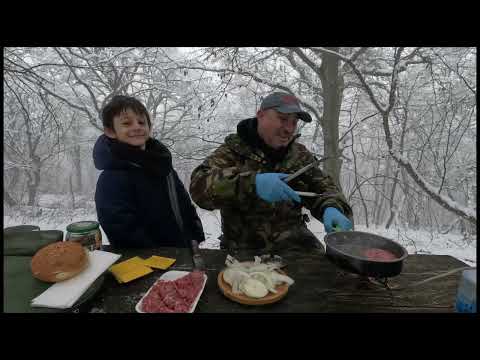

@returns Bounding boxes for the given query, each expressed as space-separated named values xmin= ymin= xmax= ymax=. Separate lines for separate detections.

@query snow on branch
xmin=175 ymin=59 xmax=322 ymax=123
xmin=338 ymin=112 xmax=380 ymax=143
xmin=286 ymin=47 xmax=323 ymax=78
xmin=311 ymin=46 xmax=477 ymax=225
xmin=391 ymin=151 xmax=476 ymax=224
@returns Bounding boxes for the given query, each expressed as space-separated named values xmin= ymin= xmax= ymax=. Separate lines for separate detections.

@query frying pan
xmin=324 ymin=230 xmax=408 ymax=278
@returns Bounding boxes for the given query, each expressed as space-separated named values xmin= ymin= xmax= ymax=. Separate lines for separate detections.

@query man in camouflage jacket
xmin=190 ymin=92 xmax=353 ymax=254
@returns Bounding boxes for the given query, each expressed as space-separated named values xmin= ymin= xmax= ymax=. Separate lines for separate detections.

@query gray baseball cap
xmin=260 ymin=92 xmax=312 ymax=123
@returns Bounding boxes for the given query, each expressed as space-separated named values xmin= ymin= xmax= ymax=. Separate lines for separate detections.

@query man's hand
xmin=255 ymin=173 xmax=301 ymax=203
xmin=323 ymin=207 xmax=352 ymax=233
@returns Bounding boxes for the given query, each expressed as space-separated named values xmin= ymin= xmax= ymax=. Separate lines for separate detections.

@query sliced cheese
xmin=143 ymin=256 xmax=176 ymax=270
xmin=109 ymin=257 xmax=152 ymax=283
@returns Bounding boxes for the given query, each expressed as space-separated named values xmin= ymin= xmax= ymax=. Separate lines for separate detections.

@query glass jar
xmin=66 ymin=221 xmax=102 ymax=251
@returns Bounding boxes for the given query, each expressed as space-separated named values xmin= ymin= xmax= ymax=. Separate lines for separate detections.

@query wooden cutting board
xmin=217 ymin=270 xmax=290 ymax=305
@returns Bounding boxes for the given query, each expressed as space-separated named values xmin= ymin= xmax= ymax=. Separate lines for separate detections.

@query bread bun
xmin=31 ymin=241 xmax=89 ymax=282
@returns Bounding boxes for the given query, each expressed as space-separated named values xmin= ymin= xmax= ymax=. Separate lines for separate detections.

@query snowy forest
xmin=3 ymin=47 xmax=477 ymax=264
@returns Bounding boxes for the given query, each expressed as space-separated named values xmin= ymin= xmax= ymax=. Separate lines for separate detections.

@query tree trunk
xmin=374 ymin=157 xmax=391 ymax=226
xmin=71 ymin=113 xmax=83 ymax=194
xmin=371 ymin=156 xmax=381 ymax=226
xmin=350 ymin=126 xmax=369 ymax=227
xmin=26 ymin=157 xmax=41 ymax=206
xmin=319 ymin=47 xmax=344 ymax=190
xmin=385 ymin=166 xmax=401 ymax=229
xmin=386 ymin=108 xmax=409 ymax=229
xmin=72 ymin=144 xmax=82 ymax=194
xmin=27 ymin=173 xmax=40 ymax=205
xmin=4 ymin=166 xmax=20 ymax=207
xmin=4 ymin=188 xmax=17 ymax=207
xmin=356 ymin=177 xmax=369 ymax=228
xmin=400 ymin=167 xmax=415 ymax=229
xmin=69 ymin=173 xmax=76 ymax=209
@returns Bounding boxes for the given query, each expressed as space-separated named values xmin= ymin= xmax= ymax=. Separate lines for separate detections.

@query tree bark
xmin=385 ymin=166 xmax=401 ymax=229
xmin=318 ymin=47 xmax=344 ymax=189
xmin=26 ymin=156 xmax=41 ymax=206
xmin=72 ymin=144 xmax=82 ymax=193
xmin=386 ymin=110 xmax=408 ymax=229
xmin=350 ymin=114 xmax=369 ymax=227
xmin=375 ymin=157 xmax=391 ymax=226
xmin=69 ymin=173 xmax=76 ymax=209
xmin=4 ymin=188 xmax=17 ymax=207
xmin=27 ymin=172 xmax=40 ymax=206
xmin=371 ymin=154 xmax=381 ymax=226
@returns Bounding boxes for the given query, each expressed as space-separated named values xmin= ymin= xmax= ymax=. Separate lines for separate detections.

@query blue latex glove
xmin=323 ymin=207 xmax=352 ymax=233
xmin=255 ymin=173 xmax=301 ymax=203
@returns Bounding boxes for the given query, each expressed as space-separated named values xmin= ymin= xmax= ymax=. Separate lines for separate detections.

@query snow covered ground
xmin=4 ymin=197 xmax=476 ymax=267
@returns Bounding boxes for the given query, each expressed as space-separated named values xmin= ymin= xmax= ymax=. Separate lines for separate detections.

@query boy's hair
xmin=101 ymin=95 xmax=152 ymax=129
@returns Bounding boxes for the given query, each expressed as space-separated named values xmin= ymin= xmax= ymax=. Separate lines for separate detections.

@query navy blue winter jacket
xmin=93 ymin=135 xmax=205 ymax=248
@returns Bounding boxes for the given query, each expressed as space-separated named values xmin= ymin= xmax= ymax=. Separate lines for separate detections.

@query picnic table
xmin=82 ymin=246 xmax=469 ymax=313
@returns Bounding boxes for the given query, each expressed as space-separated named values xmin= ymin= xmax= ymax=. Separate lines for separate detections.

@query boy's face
xmin=105 ymin=108 xmax=151 ymax=149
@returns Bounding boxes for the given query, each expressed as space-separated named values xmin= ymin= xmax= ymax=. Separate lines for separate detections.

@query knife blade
xmin=190 ymin=240 xmax=206 ymax=271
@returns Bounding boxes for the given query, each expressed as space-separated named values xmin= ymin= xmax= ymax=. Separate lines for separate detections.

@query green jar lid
xmin=66 ymin=221 xmax=99 ymax=234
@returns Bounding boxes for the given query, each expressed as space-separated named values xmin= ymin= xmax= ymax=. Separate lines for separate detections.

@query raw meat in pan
xmin=362 ymin=248 xmax=397 ymax=261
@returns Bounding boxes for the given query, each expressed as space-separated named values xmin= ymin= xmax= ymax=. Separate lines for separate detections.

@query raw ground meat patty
xmin=362 ymin=248 xmax=397 ymax=261
xmin=141 ymin=271 xmax=205 ymax=313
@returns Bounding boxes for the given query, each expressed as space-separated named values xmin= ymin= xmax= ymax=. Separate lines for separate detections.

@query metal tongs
xmin=283 ymin=159 xmax=324 ymax=197
xmin=283 ymin=159 xmax=321 ymax=183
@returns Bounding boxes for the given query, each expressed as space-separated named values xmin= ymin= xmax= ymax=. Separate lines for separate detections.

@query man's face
xmin=105 ymin=108 xmax=150 ymax=149
xmin=257 ymin=109 xmax=299 ymax=149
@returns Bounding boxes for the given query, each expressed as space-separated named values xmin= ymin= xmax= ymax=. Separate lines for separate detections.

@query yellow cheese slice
xmin=109 ymin=256 xmax=152 ymax=283
xmin=114 ymin=265 xmax=153 ymax=283
xmin=109 ymin=256 xmax=147 ymax=271
xmin=143 ymin=256 xmax=176 ymax=270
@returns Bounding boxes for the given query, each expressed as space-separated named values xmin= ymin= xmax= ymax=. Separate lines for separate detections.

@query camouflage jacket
xmin=190 ymin=131 xmax=353 ymax=253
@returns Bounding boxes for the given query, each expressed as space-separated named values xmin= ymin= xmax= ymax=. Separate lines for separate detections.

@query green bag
xmin=4 ymin=256 xmax=105 ymax=313
xmin=4 ymin=226 xmax=104 ymax=313
xmin=4 ymin=225 xmax=41 ymax=234
xmin=4 ymin=230 xmax=64 ymax=256
xmin=3 ymin=256 xmax=56 ymax=313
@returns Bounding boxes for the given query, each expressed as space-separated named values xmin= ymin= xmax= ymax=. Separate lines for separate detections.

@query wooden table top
xmin=83 ymin=246 xmax=469 ymax=313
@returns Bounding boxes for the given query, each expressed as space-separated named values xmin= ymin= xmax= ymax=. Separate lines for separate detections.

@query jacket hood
xmin=93 ymin=134 xmax=129 ymax=171
xmin=93 ymin=134 xmax=173 ymax=176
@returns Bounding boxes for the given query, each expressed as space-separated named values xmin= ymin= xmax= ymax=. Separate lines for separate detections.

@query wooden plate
xmin=217 ymin=270 xmax=290 ymax=305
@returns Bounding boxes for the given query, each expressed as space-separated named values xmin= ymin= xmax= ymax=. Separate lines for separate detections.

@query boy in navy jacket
xmin=94 ymin=95 xmax=205 ymax=248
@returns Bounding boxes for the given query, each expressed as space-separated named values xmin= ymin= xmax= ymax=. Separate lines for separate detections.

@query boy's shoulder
xmin=97 ymin=168 xmax=133 ymax=187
